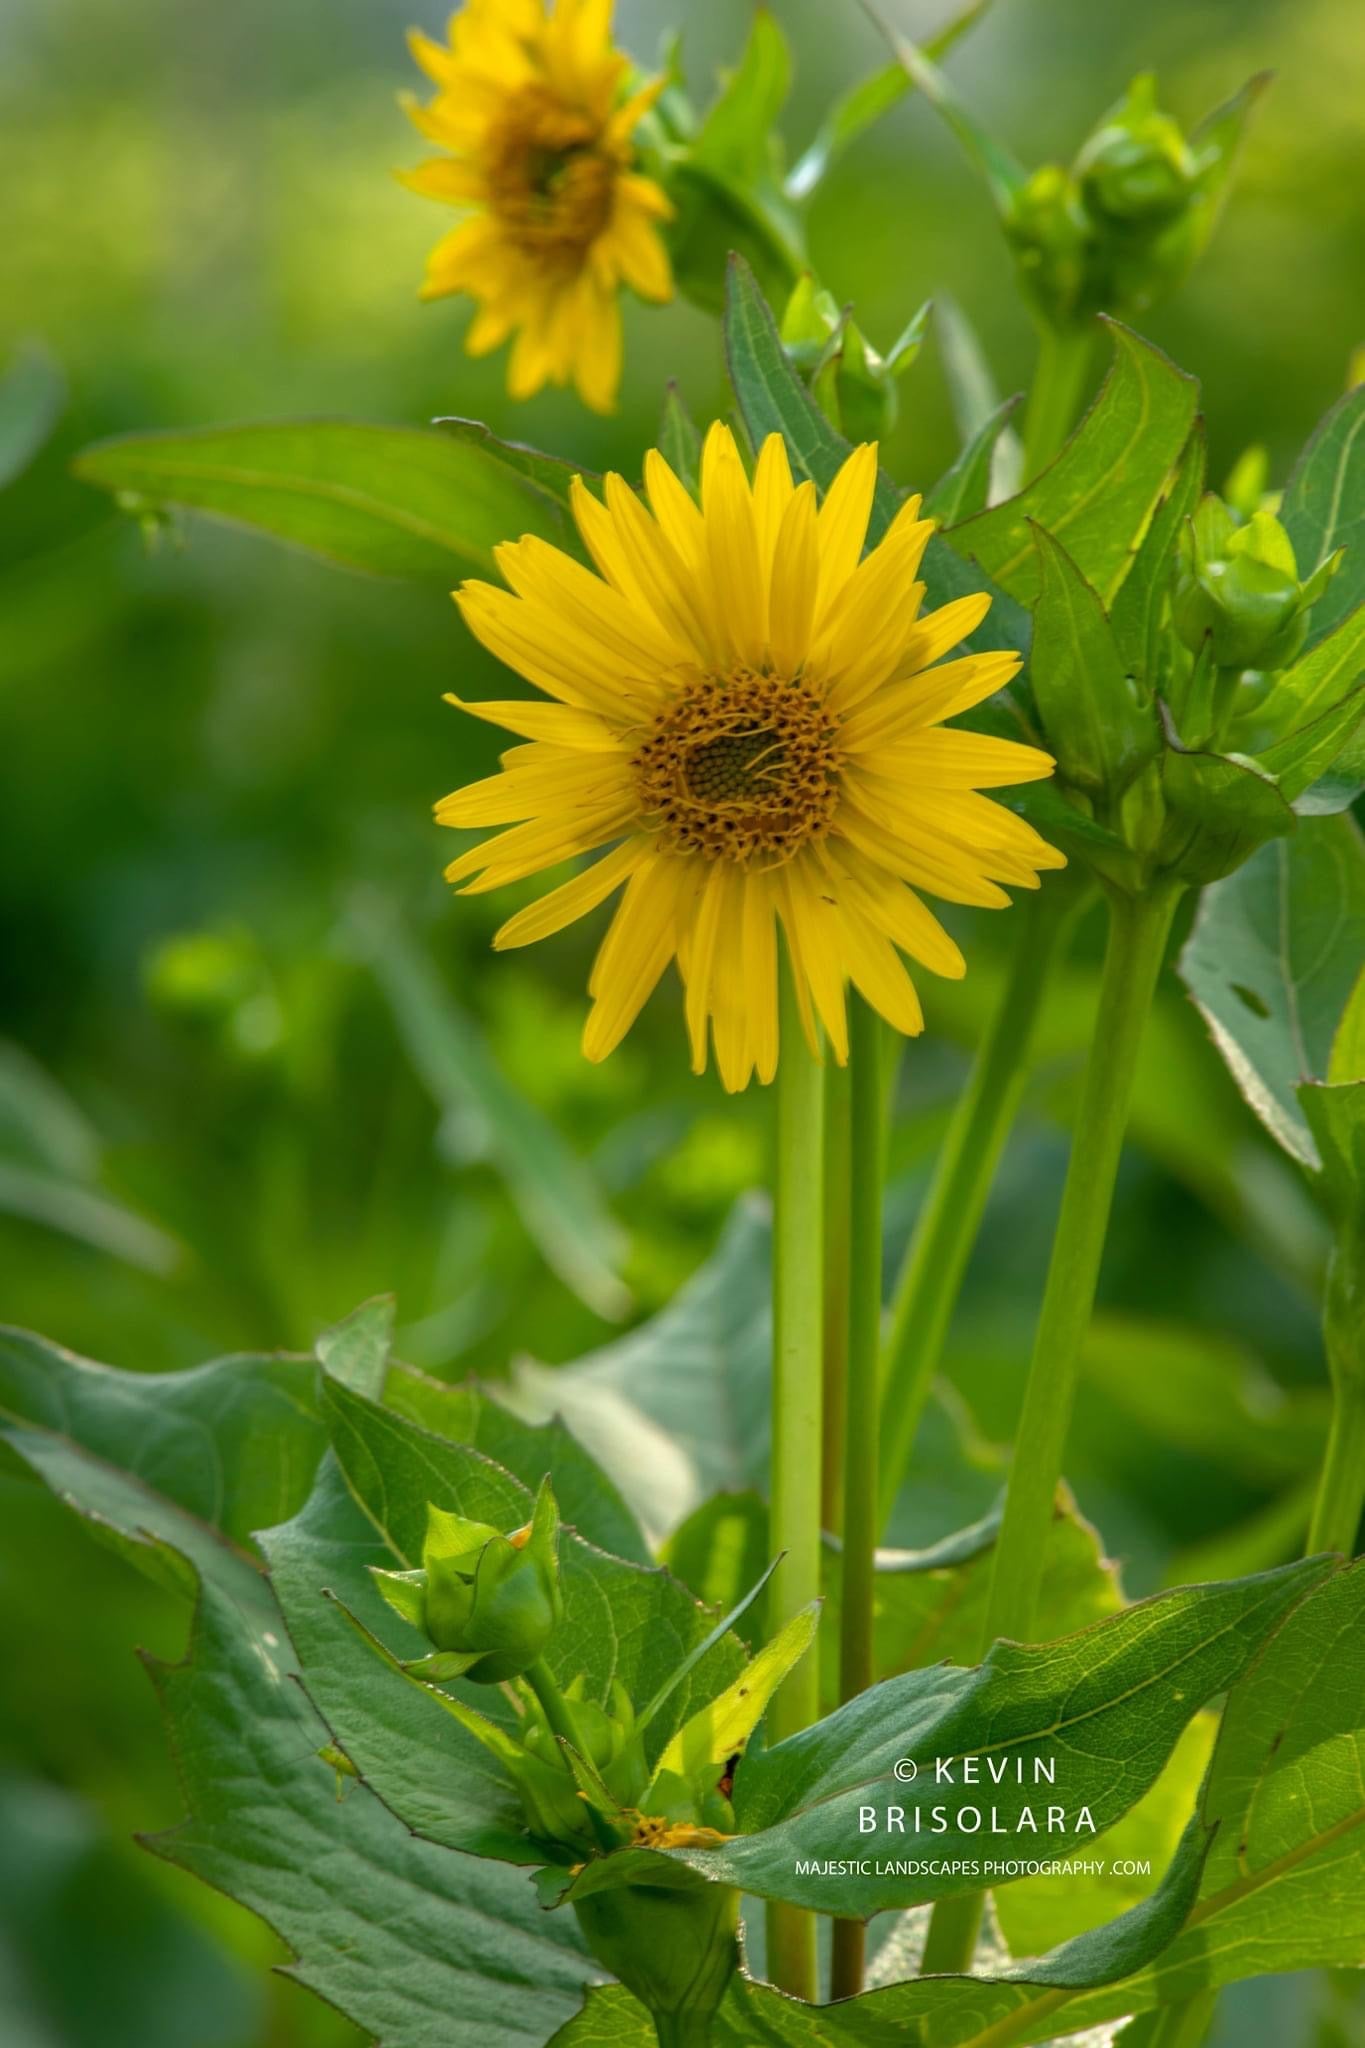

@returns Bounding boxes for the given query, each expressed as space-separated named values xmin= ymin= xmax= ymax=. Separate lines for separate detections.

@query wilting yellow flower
xmin=402 ymin=0 xmax=673 ymax=412
xmin=439 ymin=427 xmax=1065 ymax=1091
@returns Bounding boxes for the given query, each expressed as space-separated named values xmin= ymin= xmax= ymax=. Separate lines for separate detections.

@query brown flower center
xmin=486 ymin=86 xmax=616 ymax=259
xmin=633 ymin=673 xmax=840 ymax=864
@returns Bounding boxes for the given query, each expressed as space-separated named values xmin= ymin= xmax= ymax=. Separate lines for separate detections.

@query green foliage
xmin=1282 ymin=383 xmax=1365 ymax=647
xmin=1179 ymin=816 xmax=1365 ymax=1170
xmin=74 ymin=420 xmax=581 ymax=579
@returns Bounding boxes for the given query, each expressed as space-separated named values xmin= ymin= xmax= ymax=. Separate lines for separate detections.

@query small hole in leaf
xmin=1231 ymin=983 xmax=1270 ymax=1019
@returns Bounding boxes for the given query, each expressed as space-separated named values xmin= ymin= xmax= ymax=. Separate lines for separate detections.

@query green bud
xmin=1074 ymin=76 xmax=1195 ymax=228
xmin=573 ymin=1877 xmax=740 ymax=2048
xmin=371 ymin=1478 xmax=563 ymax=1684
xmin=1173 ymin=501 xmax=1331 ymax=674
xmin=779 ymin=275 xmax=928 ymax=439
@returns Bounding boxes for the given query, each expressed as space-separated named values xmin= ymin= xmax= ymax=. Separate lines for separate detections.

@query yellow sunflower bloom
xmin=402 ymin=0 xmax=673 ymax=412
xmin=439 ymin=426 xmax=1066 ymax=1092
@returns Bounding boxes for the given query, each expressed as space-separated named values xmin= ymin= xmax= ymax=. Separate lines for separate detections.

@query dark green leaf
xmin=316 ymin=1295 xmax=393 ymax=1399
xmin=950 ymin=324 xmax=1200 ymax=606
xmin=73 ymin=420 xmax=579 ymax=580
xmin=383 ymin=1363 xmax=650 ymax=1564
xmin=924 ymin=397 xmax=1020 ymax=527
xmin=1179 ymin=814 xmax=1365 ymax=1166
xmin=1282 ymin=383 xmax=1365 ymax=646
xmin=1028 ymin=526 xmax=1160 ymax=793
xmin=0 ymin=1327 xmax=325 ymax=1556
xmin=615 ymin=1559 xmax=1330 ymax=1915
xmin=349 ymin=894 xmax=629 ymax=1320
xmin=267 ymin=1379 xmax=744 ymax=1860
xmin=0 ymin=1334 xmax=597 ymax=2047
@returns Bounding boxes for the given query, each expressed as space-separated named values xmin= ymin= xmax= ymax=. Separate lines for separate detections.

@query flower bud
xmin=371 ymin=1477 xmax=563 ymax=1684
xmin=1074 ymin=77 xmax=1195 ymax=228
xmin=1173 ymin=501 xmax=1337 ymax=674
xmin=779 ymin=275 xmax=927 ymax=440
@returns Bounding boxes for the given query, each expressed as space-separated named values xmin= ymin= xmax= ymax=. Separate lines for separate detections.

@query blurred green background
xmin=2 ymin=0 xmax=1363 ymax=2041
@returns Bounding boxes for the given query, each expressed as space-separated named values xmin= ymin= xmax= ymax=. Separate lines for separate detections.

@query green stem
xmin=1021 ymin=323 xmax=1095 ymax=480
xmin=765 ymin=960 xmax=825 ymax=2003
xmin=524 ymin=1659 xmax=581 ymax=1762
xmin=981 ymin=881 xmax=1183 ymax=1649
xmin=652 ymin=2017 xmax=716 ymax=2048
xmin=822 ymin=1059 xmax=852 ymax=1534
xmin=1307 ymin=1229 xmax=1365 ymax=1556
xmin=1307 ymin=1385 xmax=1365 ymax=1555
xmin=831 ymin=997 xmax=884 ymax=2001
xmin=919 ymin=884 xmax=1181 ymax=1981
xmin=878 ymin=890 xmax=1073 ymax=1528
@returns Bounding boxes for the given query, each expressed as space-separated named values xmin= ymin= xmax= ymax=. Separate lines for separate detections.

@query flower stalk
xmin=981 ymin=879 xmax=1184 ymax=1648
xmin=1307 ymin=1226 xmax=1365 ymax=1557
xmin=765 ymin=957 xmax=826 ymax=2001
xmin=877 ymin=889 xmax=1076 ymax=1525
xmin=830 ymin=995 xmax=885 ymax=2000
xmin=1021 ymin=323 xmax=1095 ymax=479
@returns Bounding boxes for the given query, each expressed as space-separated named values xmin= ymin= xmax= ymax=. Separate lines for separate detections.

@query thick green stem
xmin=920 ymin=885 xmax=1181 ymax=1982
xmin=822 ymin=1060 xmax=852 ymax=1534
xmin=830 ymin=998 xmax=885 ymax=2000
xmin=652 ymin=2014 xmax=719 ymax=2048
xmin=765 ymin=962 xmax=825 ymax=2003
xmin=1021 ymin=323 xmax=1095 ymax=480
xmin=878 ymin=890 xmax=1072 ymax=1527
xmin=981 ymin=881 xmax=1183 ymax=1649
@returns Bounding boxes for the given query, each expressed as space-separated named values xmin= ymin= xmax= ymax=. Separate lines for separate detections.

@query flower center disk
xmin=633 ymin=673 xmax=840 ymax=863
xmin=488 ymin=86 xmax=616 ymax=257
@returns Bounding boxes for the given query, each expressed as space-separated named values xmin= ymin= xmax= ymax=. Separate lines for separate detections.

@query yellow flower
xmin=439 ymin=427 xmax=1066 ymax=1092
xmin=402 ymin=0 xmax=673 ymax=412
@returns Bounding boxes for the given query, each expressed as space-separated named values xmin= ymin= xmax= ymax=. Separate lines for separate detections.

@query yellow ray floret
xmin=402 ymin=0 xmax=673 ymax=412
xmin=439 ymin=425 xmax=1066 ymax=1092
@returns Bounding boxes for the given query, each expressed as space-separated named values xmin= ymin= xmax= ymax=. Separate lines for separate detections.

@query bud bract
xmin=573 ymin=1876 xmax=740 ymax=2048
xmin=371 ymin=1477 xmax=563 ymax=1684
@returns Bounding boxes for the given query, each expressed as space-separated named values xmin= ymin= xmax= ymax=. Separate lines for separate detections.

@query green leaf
xmin=1281 ymin=383 xmax=1365 ymax=647
xmin=1261 ymin=683 xmax=1365 ymax=804
xmin=782 ymin=0 xmax=994 ymax=202
xmin=1179 ymin=814 xmax=1365 ymax=1167
xmin=349 ymin=894 xmax=629 ymax=1320
xmin=1160 ymin=738 xmax=1297 ymax=883
xmin=0 ymin=339 xmax=65 ymax=491
xmin=384 ymin=1364 xmax=650 ymax=1564
xmin=1027 ymin=525 xmax=1160 ymax=793
xmin=690 ymin=9 xmax=791 ymax=188
xmin=839 ymin=1492 xmax=1121 ymax=1693
xmin=865 ymin=7 xmax=1027 ymax=214
xmin=950 ymin=323 xmax=1200 ymax=606
xmin=1110 ymin=424 xmax=1206 ymax=685
xmin=656 ymin=385 xmax=702 ymax=490
xmin=0 ymin=1327 xmax=326 ymax=1557
xmin=560 ymin=1565 xmax=1365 ymax=2045
xmin=265 ymin=1378 xmax=747 ymax=1862
xmin=924 ymin=397 xmax=1021 ymax=527
xmin=1238 ymin=604 xmax=1365 ymax=753
xmin=0 ymin=1333 xmax=598 ymax=2046
xmin=1298 ymin=1081 xmax=1365 ymax=1211
xmin=663 ymin=1490 xmax=770 ymax=1610
xmin=316 ymin=1294 xmax=393 ymax=1399
xmin=637 ymin=1559 xmax=1331 ymax=1915
xmin=73 ymin=419 xmax=580 ymax=580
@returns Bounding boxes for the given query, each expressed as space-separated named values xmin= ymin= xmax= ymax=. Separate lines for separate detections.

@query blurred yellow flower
xmin=402 ymin=0 xmax=673 ymax=411
xmin=439 ymin=427 xmax=1064 ymax=1091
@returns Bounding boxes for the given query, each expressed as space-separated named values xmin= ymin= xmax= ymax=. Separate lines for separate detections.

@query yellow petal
xmin=583 ymin=857 xmax=685 ymax=1061
xmin=814 ymin=442 xmax=878 ymax=626
xmin=493 ymin=838 xmax=647 ymax=948
xmin=767 ymin=482 xmax=820 ymax=678
xmin=443 ymin=693 xmax=618 ymax=749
